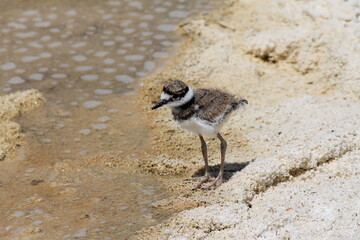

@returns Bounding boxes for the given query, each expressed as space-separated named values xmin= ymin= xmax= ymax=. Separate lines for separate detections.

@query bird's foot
xmin=184 ymin=175 xmax=213 ymax=190
xmin=193 ymin=175 xmax=215 ymax=190
xmin=184 ymin=175 xmax=223 ymax=190
xmin=204 ymin=176 xmax=223 ymax=190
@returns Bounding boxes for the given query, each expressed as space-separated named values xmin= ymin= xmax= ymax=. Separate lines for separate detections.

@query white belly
xmin=177 ymin=117 xmax=218 ymax=136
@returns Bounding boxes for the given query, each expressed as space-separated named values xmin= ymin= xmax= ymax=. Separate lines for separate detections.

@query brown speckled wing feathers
xmin=195 ymin=89 xmax=237 ymax=122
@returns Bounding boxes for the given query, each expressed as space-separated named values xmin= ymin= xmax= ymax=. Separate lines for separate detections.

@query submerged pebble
xmin=11 ymin=211 xmax=25 ymax=217
xmin=29 ymin=73 xmax=44 ymax=81
xmin=41 ymin=138 xmax=52 ymax=143
xmin=32 ymin=220 xmax=43 ymax=225
xmin=124 ymin=55 xmax=144 ymax=61
xmin=25 ymin=168 xmax=35 ymax=173
xmin=73 ymin=228 xmax=87 ymax=237
xmin=157 ymin=24 xmax=176 ymax=32
xmin=144 ymin=61 xmax=156 ymax=70
xmin=81 ymin=75 xmax=99 ymax=81
xmin=76 ymin=66 xmax=93 ymax=71
xmin=97 ymin=116 xmax=110 ymax=122
xmin=82 ymin=101 xmax=102 ymax=109
xmin=72 ymin=55 xmax=87 ymax=61
xmin=79 ymin=129 xmax=91 ymax=135
xmin=140 ymin=189 xmax=155 ymax=195
xmin=8 ymin=76 xmax=25 ymax=84
xmin=169 ymin=10 xmax=188 ymax=18
xmin=94 ymin=89 xmax=113 ymax=95
xmin=91 ymin=123 xmax=107 ymax=130
xmin=0 ymin=62 xmax=16 ymax=70
xmin=51 ymin=73 xmax=67 ymax=79
xmin=115 ymin=75 xmax=134 ymax=83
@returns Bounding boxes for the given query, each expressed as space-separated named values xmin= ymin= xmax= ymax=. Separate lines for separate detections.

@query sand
xmin=0 ymin=89 xmax=45 ymax=160
xmin=136 ymin=0 xmax=360 ymax=239
xmin=1 ymin=0 xmax=359 ymax=239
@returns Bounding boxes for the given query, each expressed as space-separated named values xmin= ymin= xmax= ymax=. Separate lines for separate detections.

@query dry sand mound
xmin=0 ymin=89 xmax=45 ymax=160
xmin=137 ymin=0 xmax=360 ymax=239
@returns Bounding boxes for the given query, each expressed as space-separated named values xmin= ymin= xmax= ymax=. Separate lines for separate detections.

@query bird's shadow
xmin=191 ymin=160 xmax=251 ymax=181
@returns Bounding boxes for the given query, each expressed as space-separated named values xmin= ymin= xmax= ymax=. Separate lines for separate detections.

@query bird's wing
xmin=195 ymin=89 xmax=236 ymax=123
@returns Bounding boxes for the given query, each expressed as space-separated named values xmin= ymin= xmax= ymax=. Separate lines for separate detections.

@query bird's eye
xmin=173 ymin=94 xmax=179 ymax=99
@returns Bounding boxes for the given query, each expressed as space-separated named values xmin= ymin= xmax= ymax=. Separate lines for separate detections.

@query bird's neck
xmin=169 ymin=87 xmax=194 ymax=108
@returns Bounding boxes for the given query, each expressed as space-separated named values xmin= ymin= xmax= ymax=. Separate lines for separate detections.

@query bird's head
xmin=151 ymin=80 xmax=194 ymax=110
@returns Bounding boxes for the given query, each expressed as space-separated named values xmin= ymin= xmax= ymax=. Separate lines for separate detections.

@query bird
xmin=151 ymin=80 xmax=248 ymax=189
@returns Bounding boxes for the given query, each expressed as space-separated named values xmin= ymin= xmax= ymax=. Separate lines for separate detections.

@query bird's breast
xmin=176 ymin=117 xmax=218 ymax=136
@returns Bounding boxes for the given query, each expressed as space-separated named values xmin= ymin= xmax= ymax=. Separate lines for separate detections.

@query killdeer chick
xmin=151 ymin=80 xmax=248 ymax=189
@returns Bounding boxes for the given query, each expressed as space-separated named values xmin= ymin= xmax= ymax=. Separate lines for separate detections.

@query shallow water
xmin=0 ymin=0 xmax=217 ymax=159
xmin=0 ymin=0 xmax=219 ymax=239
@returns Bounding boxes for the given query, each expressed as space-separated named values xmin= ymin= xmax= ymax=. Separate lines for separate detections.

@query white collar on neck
xmin=166 ymin=87 xmax=194 ymax=107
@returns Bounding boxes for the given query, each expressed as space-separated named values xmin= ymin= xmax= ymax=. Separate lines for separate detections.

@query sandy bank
xmin=0 ymin=90 xmax=45 ymax=160
xmin=137 ymin=0 xmax=360 ymax=239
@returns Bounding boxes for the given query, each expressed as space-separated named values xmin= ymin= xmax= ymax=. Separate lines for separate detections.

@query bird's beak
xmin=151 ymin=99 xmax=167 ymax=110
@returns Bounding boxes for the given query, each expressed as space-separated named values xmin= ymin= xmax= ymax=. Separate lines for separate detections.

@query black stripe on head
xmin=163 ymin=80 xmax=189 ymax=99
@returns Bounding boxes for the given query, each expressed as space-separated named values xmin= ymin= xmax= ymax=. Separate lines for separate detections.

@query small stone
xmin=8 ymin=76 xmax=25 ymax=84
xmin=31 ymin=179 xmax=44 ymax=185
xmin=73 ymin=228 xmax=87 ymax=237
xmin=81 ymin=75 xmax=98 ymax=81
xmin=97 ymin=116 xmax=110 ymax=122
xmin=0 ymin=62 xmax=16 ymax=70
xmin=26 ymin=168 xmax=35 ymax=173
xmin=5 ymin=225 xmax=13 ymax=231
xmin=157 ymin=24 xmax=175 ymax=32
xmin=119 ymin=206 xmax=128 ymax=210
xmin=91 ymin=124 xmax=107 ymax=130
xmin=115 ymin=75 xmax=134 ymax=83
xmin=94 ymin=89 xmax=113 ymax=95
xmin=29 ymin=73 xmax=44 ymax=81
xmin=79 ymin=129 xmax=91 ymax=135
xmin=41 ymin=138 xmax=52 ymax=143
xmin=32 ymin=220 xmax=43 ymax=225
xmin=169 ymin=10 xmax=188 ymax=18
xmin=11 ymin=211 xmax=25 ymax=217
xmin=144 ymin=61 xmax=156 ymax=71
xmin=83 ymin=101 xmax=102 ymax=109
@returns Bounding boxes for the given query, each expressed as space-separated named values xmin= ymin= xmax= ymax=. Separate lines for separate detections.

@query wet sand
xmin=0 ymin=0 xmax=219 ymax=239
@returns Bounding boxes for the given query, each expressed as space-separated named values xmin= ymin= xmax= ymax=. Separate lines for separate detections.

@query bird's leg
xmin=206 ymin=133 xmax=227 ymax=189
xmin=183 ymin=135 xmax=211 ymax=181
xmin=193 ymin=135 xmax=213 ymax=189
xmin=199 ymin=135 xmax=210 ymax=178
